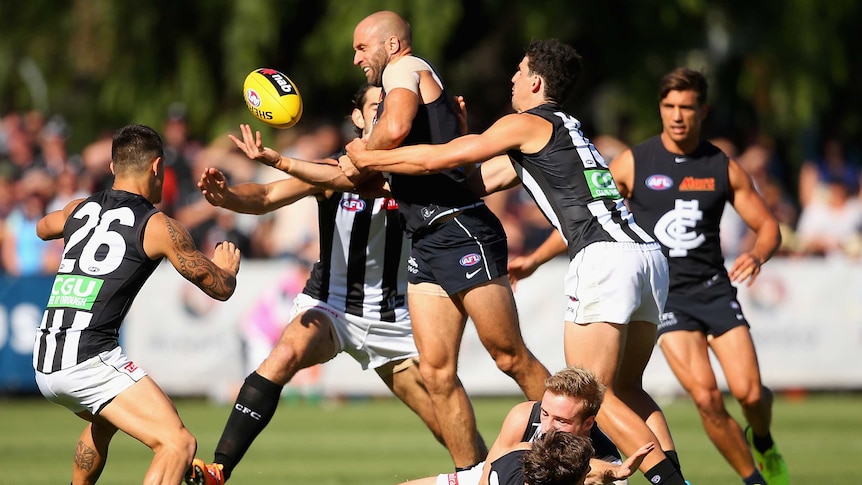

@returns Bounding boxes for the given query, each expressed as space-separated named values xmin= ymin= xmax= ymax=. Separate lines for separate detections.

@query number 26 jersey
xmin=34 ymin=189 xmax=161 ymax=374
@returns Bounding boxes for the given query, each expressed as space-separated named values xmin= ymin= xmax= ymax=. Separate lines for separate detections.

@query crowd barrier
xmin=2 ymin=257 xmax=860 ymax=397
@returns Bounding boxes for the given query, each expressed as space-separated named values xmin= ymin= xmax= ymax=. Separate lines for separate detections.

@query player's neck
xmin=660 ymin=132 xmax=699 ymax=155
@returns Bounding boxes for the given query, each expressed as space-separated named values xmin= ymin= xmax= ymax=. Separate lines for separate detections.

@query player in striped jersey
xmin=33 ymin=124 xmax=241 ymax=485
xmin=185 ymin=85 xmax=446 ymax=485
xmin=345 ymin=39 xmax=690 ymax=484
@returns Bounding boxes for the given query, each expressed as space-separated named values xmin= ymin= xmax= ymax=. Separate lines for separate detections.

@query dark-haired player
xmin=34 ymin=124 xmax=241 ymax=485
xmin=185 ymin=85 xmax=445 ymax=485
xmin=609 ymin=67 xmax=788 ymax=485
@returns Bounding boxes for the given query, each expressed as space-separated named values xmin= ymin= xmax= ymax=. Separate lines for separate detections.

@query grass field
xmin=1 ymin=392 xmax=859 ymax=484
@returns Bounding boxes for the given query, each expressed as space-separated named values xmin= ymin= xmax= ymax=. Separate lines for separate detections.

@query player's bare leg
xmin=377 ymin=358 xmax=445 ymax=445
xmin=97 ymin=376 xmax=197 ymax=485
xmin=461 ymin=277 xmax=549 ymax=400
xmin=70 ymin=417 xmax=117 ymax=485
xmin=564 ymin=321 xmax=671 ymax=472
xmin=409 ymin=288 xmax=486 ymax=468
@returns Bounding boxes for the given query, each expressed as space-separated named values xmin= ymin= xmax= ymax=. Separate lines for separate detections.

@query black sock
xmin=455 ymin=461 xmax=482 ymax=473
xmin=664 ymin=449 xmax=681 ymax=470
xmin=744 ymin=470 xmax=767 ymax=484
xmin=645 ymin=458 xmax=687 ymax=484
xmin=751 ymin=431 xmax=774 ymax=454
xmin=213 ymin=372 xmax=283 ymax=479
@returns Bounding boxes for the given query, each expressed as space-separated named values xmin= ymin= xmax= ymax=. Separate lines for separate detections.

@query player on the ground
xmin=344 ymin=38 xmax=689 ymax=484
xmin=486 ymin=430 xmax=595 ymax=485
xmin=33 ymin=124 xmax=241 ymax=485
xmin=184 ymin=85 xmax=447 ymax=485
xmin=399 ymin=366 xmax=654 ymax=485
xmin=609 ymin=67 xmax=788 ymax=485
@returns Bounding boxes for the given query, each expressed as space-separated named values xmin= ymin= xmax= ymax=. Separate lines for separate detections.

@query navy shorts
xmin=408 ymin=206 xmax=509 ymax=296
xmin=657 ymin=273 xmax=750 ymax=338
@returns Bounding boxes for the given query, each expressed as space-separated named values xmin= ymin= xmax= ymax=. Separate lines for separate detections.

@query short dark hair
xmin=350 ymin=84 xmax=375 ymax=137
xmin=524 ymin=39 xmax=582 ymax=103
xmin=111 ymin=124 xmax=164 ymax=175
xmin=659 ymin=67 xmax=708 ymax=105
xmin=523 ymin=430 xmax=593 ymax=485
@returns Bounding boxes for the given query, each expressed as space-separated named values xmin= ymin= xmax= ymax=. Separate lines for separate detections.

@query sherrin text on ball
xmin=242 ymin=68 xmax=303 ymax=129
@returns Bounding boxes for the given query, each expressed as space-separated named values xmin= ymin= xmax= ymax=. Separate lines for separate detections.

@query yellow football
xmin=242 ymin=68 xmax=303 ymax=129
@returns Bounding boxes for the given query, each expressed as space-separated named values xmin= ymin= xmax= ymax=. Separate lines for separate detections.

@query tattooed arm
xmin=143 ymin=212 xmax=241 ymax=301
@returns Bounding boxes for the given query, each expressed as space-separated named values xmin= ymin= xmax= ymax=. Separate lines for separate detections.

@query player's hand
xmin=507 ymin=255 xmax=540 ymax=290
xmin=213 ymin=241 xmax=241 ymax=276
xmin=228 ymin=124 xmax=280 ymax=167
xmin=613 ymin=441 xmax=655 ymax=480
xmin=198 ymin=167 xmax=229 ymax=207
xmin=337 ymin=153 xmax=362 ymax=180
xmin=454 ymin=95 xmax=468 ymax=135
xmin=729 ymin=252 xmax=762 ymax=286
xmin=346 ymin=138 xmax=368 ymax=169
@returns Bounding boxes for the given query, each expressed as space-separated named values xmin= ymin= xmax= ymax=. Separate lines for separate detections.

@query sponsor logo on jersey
xmin=584 ymin=169 xmax=621 ymax=199
xmin=459 ymin=253 xmax=482 ymax=267
xmin=678 ymin=176 xmax=715 ymax=191
xmin=258 ymin=68 xmax=297 ymax=97
xmin=246 ymin=88 xmax=262 ymax=108
xmin=645 ymin=174 xmax=673 ymax=190
xmin=385 ymin=198 xmax=399 ymax=210
xmin=674 ymin=156 xmax=688 ymax=163
xmin=407 ymin=256 xmax=419 ymax=274
xmin=47 ymin=275 xmax=104 ymax=310
xmin=341 ymin=198 xmax=366 ymax=212
xmin=123 ymin=361 xmax=139 ymax=373
xmin=420 ymin=204 xmax=438 ymax=220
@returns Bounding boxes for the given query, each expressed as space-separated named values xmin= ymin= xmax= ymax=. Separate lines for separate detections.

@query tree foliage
xmin=0 ymin=0 xmax=858 ymax=169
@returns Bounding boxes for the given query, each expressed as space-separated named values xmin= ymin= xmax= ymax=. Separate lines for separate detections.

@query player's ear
xmin=152 ymin=156 xmax=164 ymax=176
xmin=351 ymin=108 xmax=365 ymax=132
xmin=109 ymin=161 xmax=115 ymax=175
xmin=583 ymin=415 xmax=596 ymax=431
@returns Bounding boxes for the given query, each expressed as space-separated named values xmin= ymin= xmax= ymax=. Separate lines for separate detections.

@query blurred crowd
xmin=2 ymin=106 xmax=861 ymax=278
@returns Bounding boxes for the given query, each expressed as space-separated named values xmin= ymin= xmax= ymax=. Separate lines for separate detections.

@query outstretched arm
xmin=228 ymin=124 xmax=359 ymax=191
xmin=198 ymin=167 xmax=322 ymax=214
xmin=585 ymin=441 xmax=655 ymax=485
xmin=143 ymin=213 xmax=240 ymax=301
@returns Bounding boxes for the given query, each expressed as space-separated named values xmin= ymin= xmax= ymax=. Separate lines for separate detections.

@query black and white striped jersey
xmin=302 ymin=192 xmax=409 ymax=322
xmin=34 ymin=190 xmax=161 ymax=374
xmin=507 ymin=103 xmax=655 ymax=259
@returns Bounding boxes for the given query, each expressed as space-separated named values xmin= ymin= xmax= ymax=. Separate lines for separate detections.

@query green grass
xmin=1 ymin=393 xmax=859 ymax=484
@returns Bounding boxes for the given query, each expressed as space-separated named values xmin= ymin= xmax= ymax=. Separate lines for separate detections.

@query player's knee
xmin=259 ymin=345 xmax=302 ymax=383
xmin=418 ymin=363 xmax=457 ymax=393
xmin=154 ymin=427 xmax=197 ymax=463
xmin=736 ymin=384 xmax=767 ymax=409
xmin=691 ymin=387 xmax=725 ymax=415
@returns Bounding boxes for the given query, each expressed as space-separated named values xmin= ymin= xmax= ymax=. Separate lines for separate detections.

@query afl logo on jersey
xmin=645 ymin=174 xmax=673 ymax=191
xmin=341 ymin=198 xmax=367 ymax=212
xmin=459 ymin=253 xmax=482 ymax=267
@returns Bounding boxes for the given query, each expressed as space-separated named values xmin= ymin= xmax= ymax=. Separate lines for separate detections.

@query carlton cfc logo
xmin=645 ymin=174 xmax=673 ymax=190
xmin=246 ymin=88 xmax=262 ymax=108
xmin=341 ymin=198 xmax=366 ymax=212
xmin=459 ymin=254 xmax=482 ymax=267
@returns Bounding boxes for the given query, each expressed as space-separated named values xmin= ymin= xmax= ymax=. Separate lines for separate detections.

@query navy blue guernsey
xmin=628 ymin=136 xmax=731 ymax=291
xmin=507 ymin=103 xmax=655 ymax=259
xmin=488 ymin=450 xmax=527 ymax=485
xmin=34 ymin=190 xmax=160 ymax=373
xmin=302 ymin=188 xmax=409 ymax=322
xmin=376 ymin=71 xmax=483 ymax=239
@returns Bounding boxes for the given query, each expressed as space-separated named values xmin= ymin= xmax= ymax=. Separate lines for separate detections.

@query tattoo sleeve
xmin=164 ymin=218 xmax=237 ymax=301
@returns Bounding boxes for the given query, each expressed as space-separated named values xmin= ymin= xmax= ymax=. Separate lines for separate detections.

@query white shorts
xmin=434 ymin=463 xmax=484 ymax=485
xmin=564 ymin=242 xmax=668 ymax=325
xmin=34 ymin=346 xmax=147 ymax=415
xmin=291 ymin=293 xmax=418 ymax=370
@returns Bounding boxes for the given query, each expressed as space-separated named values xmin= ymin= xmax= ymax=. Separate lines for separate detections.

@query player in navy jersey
xmin=609 ymin=68 xmax=788 ymax=485
xmin=399 ymin=366 xmax=653 ymax=485
xmin=34 ymin=124 xmax=241 ymax=485
xmin=185 ymin=85 xmax=446 ymax=485
xmin=345 ymin=39 xmax=690 ymax=485
xmin=490 ymin=430 xmax=594 ymax=485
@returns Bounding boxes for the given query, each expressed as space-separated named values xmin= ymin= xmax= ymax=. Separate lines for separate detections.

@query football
xmin=242 ymin=68 xmax=303 ymax=129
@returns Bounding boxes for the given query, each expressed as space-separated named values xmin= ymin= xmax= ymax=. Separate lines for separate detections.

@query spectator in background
xmin=795 ymin=175 xmax=862 ymax=258
xmin=1 ymin=169 xmax=62 ymax=275
xmin=799 ymin=136 xmax=860 ymax=209
xmin=161 ymin=103 xmax=202 ymax=218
